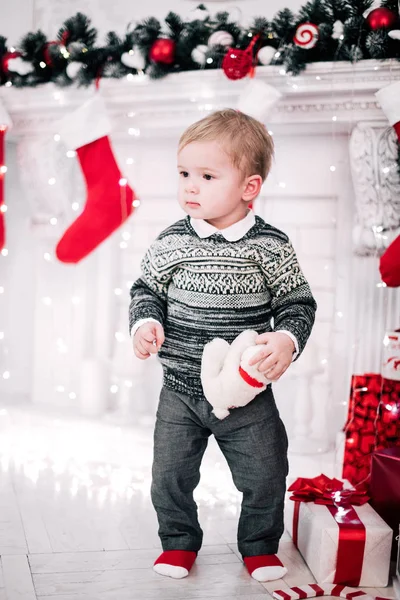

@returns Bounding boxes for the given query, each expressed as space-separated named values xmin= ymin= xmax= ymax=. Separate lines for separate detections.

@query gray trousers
xmin=151 ymin=385 xmax=288 ymax=558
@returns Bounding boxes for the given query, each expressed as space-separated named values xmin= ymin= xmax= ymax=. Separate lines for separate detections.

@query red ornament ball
xmin=149 ymin=38 xmax=176 ymax=65
xmin=366 ymin=7 xmax=397 ymax=30
xmin=222 ymin=48 xmax=252 ymax=81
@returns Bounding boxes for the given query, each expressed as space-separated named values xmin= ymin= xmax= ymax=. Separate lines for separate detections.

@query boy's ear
xmin=242 ymin=175 xmax=263 ymax=202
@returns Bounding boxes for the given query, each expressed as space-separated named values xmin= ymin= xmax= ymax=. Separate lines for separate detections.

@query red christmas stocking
xmin=375 ymin=80 xmax=400 ymax=139
xmin=0 ymin=100 xmax=12 ymax=252
xmin=56 ymin=94 xmax=136 ymax=263
xmin=380 ymin=234 xmax=400 ymax=287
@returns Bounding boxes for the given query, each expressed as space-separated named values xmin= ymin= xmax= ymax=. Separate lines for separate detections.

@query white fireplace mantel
xmin=1 ymin=59 xmax=400 ymax=139
xmin=2 ymin=59 xmax=400 ymax=453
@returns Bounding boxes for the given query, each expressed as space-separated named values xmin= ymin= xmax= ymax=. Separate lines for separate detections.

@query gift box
xmin=342 ymin=373 xmax=400 ymax=486
xmin=394 ymin=525 xmax=400 ymax=600
xmin=285 ymin=475 xmax=392 ymax=587
xmin=370 ymin=447 xmax=400 ymax=558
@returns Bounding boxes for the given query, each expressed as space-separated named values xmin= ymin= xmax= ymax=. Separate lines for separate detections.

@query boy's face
xmin=177 ymin=140 xmax=254 ymax=229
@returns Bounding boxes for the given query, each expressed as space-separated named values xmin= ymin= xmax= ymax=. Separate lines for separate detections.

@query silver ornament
xmin=191 ymin=44 xmax=208 ymax=65
xmin=332 ymin=20 xmax=344 ymax=40
xmin=208 ymin=30 xmax=234 ymax=48
xmin=7 ymin=56 xmax=33 ymax=76
xmin=66 ymin=62 xmax=82 ymax=79
xmin=258 ymin=46 xmax=276 ymax=65
xmin=121 ymin=48 xmax=146 ymax=70
xmin=67 ymin=42 xmax=86 ymax=58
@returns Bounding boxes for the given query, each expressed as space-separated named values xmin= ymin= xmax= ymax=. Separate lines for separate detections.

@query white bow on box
xmin=201 ymin=330 xmax=270 ymax=419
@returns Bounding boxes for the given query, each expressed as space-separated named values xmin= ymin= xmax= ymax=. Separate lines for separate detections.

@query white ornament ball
xmin=121 ymin=48 xmax=146 ymax=70
xmin=7 ymin=56 xmax=33 ymax=76
xmin=208 ymin=30 xmax=234 ymax=48
xmin=66 ymin=62 xmax=82 ymax=79
xmin=389 ymin=29 xmax=400 ymax=40
xmin=332 ymin=20 xmax=344 ymax=40
xmin=67 ymin=42 xmax=86 ymax=57
xmin=258 ymin=46 xmax=276 ymax=65
xmin=191 ymin=44 xmax=208 ymax=65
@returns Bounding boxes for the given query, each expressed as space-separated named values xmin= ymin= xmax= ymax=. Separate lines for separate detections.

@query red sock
xmin=244 ymin=554 xmax=283 ymax=574
xmin=244 ymin=554 xmax=287 ymax=582
xmin=56 ymin=95 xmax=135 ymax=263
xmin=154 ymin=550 xmax=197 ymax=570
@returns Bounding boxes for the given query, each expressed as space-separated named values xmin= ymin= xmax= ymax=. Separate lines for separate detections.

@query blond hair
xmin=178 ymin=108 xmax=274 ymax=182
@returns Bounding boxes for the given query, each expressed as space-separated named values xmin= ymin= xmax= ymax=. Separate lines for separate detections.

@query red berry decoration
xmin=366 ymin=7 xmax=397 ymax=30
xmin=149 ymin=38 xmax=176 ymax=65
xmin=222 ymin=34 xmax=260 ymax=81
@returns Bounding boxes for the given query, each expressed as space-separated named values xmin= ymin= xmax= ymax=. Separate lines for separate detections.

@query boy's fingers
xmin=264 ymin=363 xmax=280 ymax=379
xmin=142 ymin=330 xmax=157 ymax=343
xmin=255 ymin=333 xmax=272 ymax=345
xmin=141 ymin=339 xmax=157 ymax=354
xmin=258 ymin=358 xmax=278 ymax=373
xmin=136 ymin=339 xmax=152 ymax=354
xmin=265 ymin=362 xmax=288 ymax=381
xmin=134 ymin=346 xmax=149 ymax=360
xmin=248 ymin=348 xmax=273 ymax=366
xmin=154 ymin=324 xmax=165 ymax=347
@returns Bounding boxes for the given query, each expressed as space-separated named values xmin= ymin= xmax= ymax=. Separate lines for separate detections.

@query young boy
xmin=129 ymin=109 xmax=317 ymax=582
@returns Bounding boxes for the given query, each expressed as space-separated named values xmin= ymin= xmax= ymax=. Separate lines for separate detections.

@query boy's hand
xmin=247 ymin=332 xmax=295 ymax=381
xmin=133 ymin=322 xmax=165 ymax=360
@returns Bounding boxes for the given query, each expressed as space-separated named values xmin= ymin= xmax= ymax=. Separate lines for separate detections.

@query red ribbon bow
xmin=288 ymin=474 xmax=369 ymax=587
xmin=288 ymin=473 xmax=370 ymax=506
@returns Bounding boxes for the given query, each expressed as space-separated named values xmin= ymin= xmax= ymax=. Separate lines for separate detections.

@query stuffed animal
xmin=201 ymin=330 xmax=271 ymax=419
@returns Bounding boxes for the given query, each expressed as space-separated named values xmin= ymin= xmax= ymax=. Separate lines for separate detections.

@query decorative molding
xmin=1 ymin=60 xmax=400 ymax=138
xmin=350 ymin=122 xmax=400 ymax=256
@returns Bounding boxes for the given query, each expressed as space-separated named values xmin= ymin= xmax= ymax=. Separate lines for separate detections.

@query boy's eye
xmin=179 ymin=171 xmax=189 ymax=178
xmin=203 ymin=174 xmax=213 ymax=181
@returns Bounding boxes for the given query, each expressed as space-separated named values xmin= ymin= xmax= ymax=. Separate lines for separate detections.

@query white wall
xmin=0 ymin=142 xmax=35 ymax=401
xmin=1 ymin=1 xmax=384 ymax=448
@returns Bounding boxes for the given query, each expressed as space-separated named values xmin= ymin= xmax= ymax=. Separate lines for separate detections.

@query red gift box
xmin=342 ymin=374 xmax=400 ymax=486
xmin=370 ymin=447 xmax=400 ymax=559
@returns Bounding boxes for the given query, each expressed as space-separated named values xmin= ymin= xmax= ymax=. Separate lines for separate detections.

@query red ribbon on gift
xmin=288 ymin=474 xmax=369 ymax=587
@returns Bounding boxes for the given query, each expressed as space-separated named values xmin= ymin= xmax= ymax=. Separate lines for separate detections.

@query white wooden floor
xmin=0 ymin=403 xmax=395 ymax=600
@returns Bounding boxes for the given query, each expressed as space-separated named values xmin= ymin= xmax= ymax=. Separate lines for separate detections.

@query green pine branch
xmin=2 ymin=3 xmax=400 ymax=89
xmin=57 ymin=12 xmax=97 ymax=46
xmin=297 ymin=0 xmax=333 ymax=24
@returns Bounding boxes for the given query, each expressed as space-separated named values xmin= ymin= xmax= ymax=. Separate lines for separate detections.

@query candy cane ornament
xmin=273 ymin=583 xmax=393 ymax=600
xmin=293 ymin=23 xmax=319 ymax=49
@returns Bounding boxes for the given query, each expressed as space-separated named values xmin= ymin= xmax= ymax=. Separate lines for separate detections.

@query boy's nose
xmin=185 ymin=180 xmax=199 ymax=194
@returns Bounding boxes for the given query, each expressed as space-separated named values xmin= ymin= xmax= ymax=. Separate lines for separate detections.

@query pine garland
xmin=0 ymin=1 xmax=399 ymax=88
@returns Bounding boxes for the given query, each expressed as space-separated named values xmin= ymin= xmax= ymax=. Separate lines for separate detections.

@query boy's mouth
xmin=186 ymin=201 xmax=201 ymax=207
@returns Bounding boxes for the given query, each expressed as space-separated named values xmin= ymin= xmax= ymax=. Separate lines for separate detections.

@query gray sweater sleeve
xmin=259 ymin=240 xmax=317 ymax=358
xmin=128 ymin=238 xmax=172 ymax=335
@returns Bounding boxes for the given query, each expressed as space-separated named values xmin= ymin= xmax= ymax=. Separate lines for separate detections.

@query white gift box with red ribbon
xmin=284 ymin=494 xmax=392 ymax=586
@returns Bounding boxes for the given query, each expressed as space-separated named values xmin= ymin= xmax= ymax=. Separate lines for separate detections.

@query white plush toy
xmin=201 ymin=330 xmax=271 ymax=419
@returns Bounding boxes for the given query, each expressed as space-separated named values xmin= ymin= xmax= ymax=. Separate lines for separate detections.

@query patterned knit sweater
xmin=129 ymin=215 xmax=317 ymax=399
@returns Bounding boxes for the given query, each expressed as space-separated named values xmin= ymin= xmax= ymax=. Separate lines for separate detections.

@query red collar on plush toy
xmin=238 ymin=366 xmax=265 ymax=388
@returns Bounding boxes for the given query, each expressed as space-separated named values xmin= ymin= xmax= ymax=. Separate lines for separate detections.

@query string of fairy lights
xmin=0 ymin=63 xmax=397 ymax=420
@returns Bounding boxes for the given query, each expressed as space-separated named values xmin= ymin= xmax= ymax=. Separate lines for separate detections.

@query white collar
xmin=189 ymin=210 xmax=256 ymax=242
